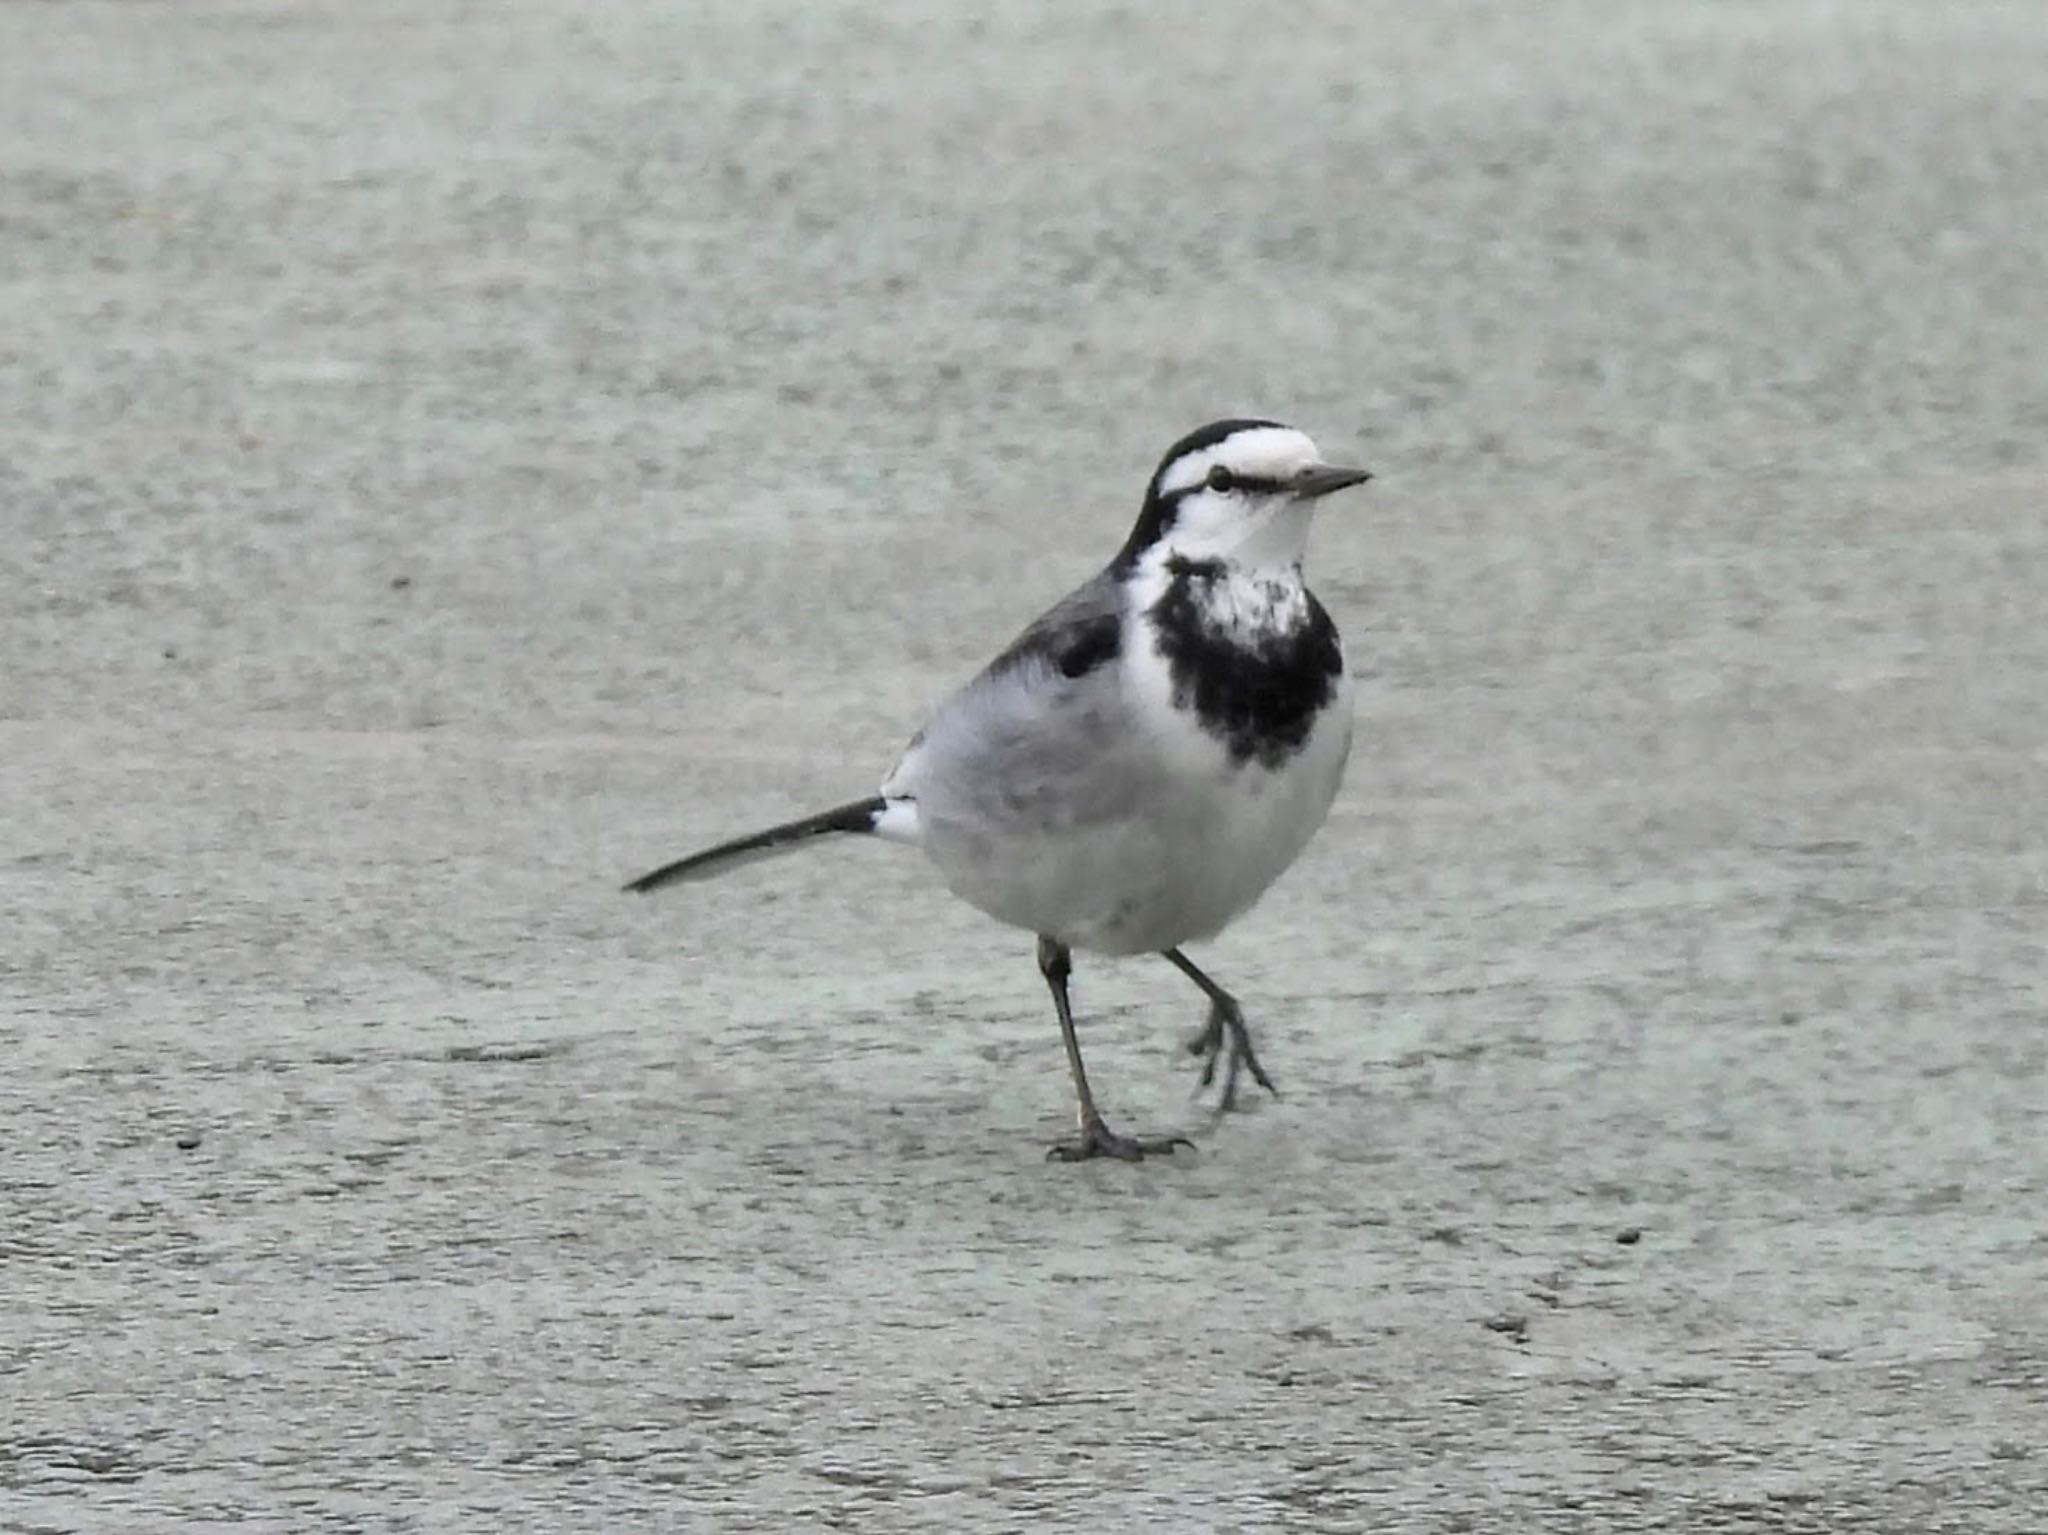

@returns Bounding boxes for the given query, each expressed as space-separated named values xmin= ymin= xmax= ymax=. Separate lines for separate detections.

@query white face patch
xmin=1153 ymin=427 xmax=1323 ymax=498
xmin=1150 ymin=426 xmax=1327 ymax=570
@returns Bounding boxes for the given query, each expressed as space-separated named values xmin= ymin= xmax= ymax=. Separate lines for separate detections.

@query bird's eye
xmin=1205 ymin=465 xmax=1237 ymax=492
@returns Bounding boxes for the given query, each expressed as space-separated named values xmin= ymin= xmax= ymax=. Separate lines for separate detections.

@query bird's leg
xmin=1038 ymin=936 xmax=1191 ymax=1162
xmin=1162 ymin=948 xmax=1278 ymax=1112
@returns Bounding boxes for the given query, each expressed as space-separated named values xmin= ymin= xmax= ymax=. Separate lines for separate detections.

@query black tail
xmin=623 ymin=797 xmax=887 ymax=895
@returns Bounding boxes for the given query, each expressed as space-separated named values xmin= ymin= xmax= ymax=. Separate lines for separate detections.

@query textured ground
xmin=4 ymin=1 xmax=2047 ymax=1530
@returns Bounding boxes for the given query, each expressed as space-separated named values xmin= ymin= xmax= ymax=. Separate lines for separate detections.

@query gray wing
xmin=982 ymin=568 xmax=1125 ymax=683
xmin=881 ymin=568 xmax=1149 ymax=832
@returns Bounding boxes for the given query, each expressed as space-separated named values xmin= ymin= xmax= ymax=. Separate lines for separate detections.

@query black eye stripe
xmin=1167 ymin=471 xmax=1284 ymax=502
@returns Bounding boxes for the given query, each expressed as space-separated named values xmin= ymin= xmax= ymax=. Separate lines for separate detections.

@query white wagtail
xmin=626 ymin=419 xmax=1372 ymax=1161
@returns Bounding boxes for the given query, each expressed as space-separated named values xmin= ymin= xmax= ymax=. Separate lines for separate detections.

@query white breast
xmin=1106 ymin=593 xmax=1353 ymax=952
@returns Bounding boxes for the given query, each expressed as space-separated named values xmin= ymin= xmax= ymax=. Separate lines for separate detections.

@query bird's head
xmin=1116 ymin=419 xmax=1372 ymax=574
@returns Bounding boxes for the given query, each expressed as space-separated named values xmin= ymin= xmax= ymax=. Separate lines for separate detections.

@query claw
xmin=1184 ymin=998 xmax=1279 ymax=1112
xmin=1047 ymin=1118 xmax=1193 ymax=1162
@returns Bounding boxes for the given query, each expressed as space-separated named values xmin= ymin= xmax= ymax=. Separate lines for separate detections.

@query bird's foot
xmin=1047 ymin=1117 xmax=1193 ymax=1163
xmin=1184 ymin=997 xmax=1278 ymax=1112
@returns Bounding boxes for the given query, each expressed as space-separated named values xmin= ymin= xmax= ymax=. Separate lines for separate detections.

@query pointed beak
xmin=1293 ymin=463 xmax=1374 ymax=500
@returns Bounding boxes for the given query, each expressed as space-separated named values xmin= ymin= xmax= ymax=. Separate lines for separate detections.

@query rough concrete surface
xmin=4 ymin=1 xmax=2046 ymax=1530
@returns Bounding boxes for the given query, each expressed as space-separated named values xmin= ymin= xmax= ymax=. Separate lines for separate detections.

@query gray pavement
xmin=4 ymin=1 xmax=2046 ymax=1529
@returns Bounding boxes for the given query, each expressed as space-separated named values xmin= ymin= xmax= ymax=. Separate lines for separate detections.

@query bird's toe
xmin=1047 ymin=1120 xmax=1193 ymax=1162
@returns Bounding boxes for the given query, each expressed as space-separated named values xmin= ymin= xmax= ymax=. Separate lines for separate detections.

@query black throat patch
xmin=1148 ymin=557 xmax=1342 ymax=769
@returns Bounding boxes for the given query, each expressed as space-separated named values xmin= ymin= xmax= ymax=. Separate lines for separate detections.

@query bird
xmin=625 ymin=418 xmax=1372 ymax=1161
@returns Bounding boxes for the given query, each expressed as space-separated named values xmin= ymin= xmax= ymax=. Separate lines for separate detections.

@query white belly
xmin=914 ymin=667 xmax=1352 ymax=956
xmin=885 ymin=550 xmax=1354 ymax=956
